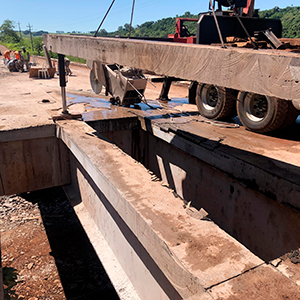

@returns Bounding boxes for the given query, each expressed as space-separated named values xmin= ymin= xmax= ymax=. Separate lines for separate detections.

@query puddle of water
xmin=138 ymin=97 xmax=189 ymax=110
xmin=67 ymin=93 xmax=111 ymax=109
xmin=66 ymin=93 xmax=192 ymax=121
xmin=83 ymin=106 xmax=131 ymax=121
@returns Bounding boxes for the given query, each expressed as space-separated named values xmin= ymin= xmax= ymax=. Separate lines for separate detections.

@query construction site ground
xmin=0 ymin=49 xmax=193 ymax=300
xmin=1 ymin=45 xmax=300 ymax=299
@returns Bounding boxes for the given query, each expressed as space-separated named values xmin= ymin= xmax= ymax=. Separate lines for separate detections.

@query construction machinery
xmin=88 ymin=62 xmax=147 ymax=106
xmin=46 ymin=0 xmax=300 ymax=133
xmin=165 ymin=0 xmax=300 ymax=133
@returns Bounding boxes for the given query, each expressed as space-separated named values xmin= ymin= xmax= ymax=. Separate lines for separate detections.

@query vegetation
xmin=0 ymin=6 xmax=299 ymax=61
xmin=97 ymin=7 xmax=300 ymax=38
xmin=93 ymin=12 xmax=198 ymax=38
xmin=0 ymin=20 xmax=21 ymax=43
xmin=0 ymin=20 xmax=85 ymax=64
xmin=258 ymin=6 xmax=300 ymax=38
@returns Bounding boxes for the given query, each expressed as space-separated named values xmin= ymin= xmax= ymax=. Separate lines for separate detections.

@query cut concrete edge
xmin=142 ymin=119 xmax=300 ymax=210
xmin=66 ymin=196 xmax=141 ymax=300
xmin=0 ymin=123 xmax=56 ymax=143
xmin=56 ymin=122 xmax=206 ymax=298
xmin=56 ymin=120 xmax=264 ymax=298
xmin=209 ymin=264 xmax=300 ymax=299
xmin=271 ymin=257 xmax=300 ymax=287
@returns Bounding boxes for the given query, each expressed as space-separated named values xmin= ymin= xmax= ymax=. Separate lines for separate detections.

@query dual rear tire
xmin=195 ymin=84 xmax=237 ymax=120
xmin=237 ymin=92 xmax=299 ymax=133
xmin=194 ymin=83 xmax=299 ymax=133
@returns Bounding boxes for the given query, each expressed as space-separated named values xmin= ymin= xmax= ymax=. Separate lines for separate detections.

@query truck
xmin=44 ymin=0 xmax=300 ymax=133
xmin=165 ymin=0 xmax=300 ymax=133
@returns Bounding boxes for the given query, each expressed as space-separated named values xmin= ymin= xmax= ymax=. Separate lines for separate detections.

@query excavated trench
xmin=86 ymin=116 xmax=300 ymax=263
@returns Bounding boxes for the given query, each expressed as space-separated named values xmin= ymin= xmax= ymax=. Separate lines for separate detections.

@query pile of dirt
xmin=0 ymin=187 xmax=119 ymax=300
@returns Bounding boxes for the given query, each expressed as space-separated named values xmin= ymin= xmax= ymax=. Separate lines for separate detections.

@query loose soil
xmin=0 ymin=187 xmax=120 ymax=300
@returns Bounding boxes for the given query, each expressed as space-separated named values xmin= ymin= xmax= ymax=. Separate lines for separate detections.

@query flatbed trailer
xmin=44 ymin=34 xmax=300 ymax=132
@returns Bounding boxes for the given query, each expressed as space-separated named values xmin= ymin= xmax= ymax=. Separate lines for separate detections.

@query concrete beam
xmin=43 ymin=34 xmax=300 ymax=103
xmin=138 ymin=116 xmax=300 ymax=211
xmin=57 ymin=120 xmax=265 ymax=299
xmin=210 ymin=264 xmax=300 ymax=299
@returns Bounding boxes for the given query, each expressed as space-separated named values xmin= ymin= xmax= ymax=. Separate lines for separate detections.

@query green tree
xmin=259 ymin=6 xmax=300 ymax=38
xmin=33 ymin=37 xmax=43 ymax=55
xmin=0 ymin=19 xmax=21 ymax=43
xmin=99 ymin=29 xmax=108 ymax=36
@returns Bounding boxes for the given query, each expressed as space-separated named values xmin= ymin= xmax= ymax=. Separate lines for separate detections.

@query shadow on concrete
xmin=21 ymin=187 xmax=120 ymax=300
xmin=266 ymin=118 xmax=300 ymax=142
xmin=101 ymin=114 xmax=300 ymax=262
xmin=154 ymin=127 xmax=300 ymax=262
xmin=67 ymin=157 xmax=183 ymax=300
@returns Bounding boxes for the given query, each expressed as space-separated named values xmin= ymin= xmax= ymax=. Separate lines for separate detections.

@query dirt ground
xmin=0 ymin=188 xmax=120 ymax=300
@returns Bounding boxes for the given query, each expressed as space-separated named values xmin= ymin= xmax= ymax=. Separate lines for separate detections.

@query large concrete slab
xmin=134 ymin=108 xmax=300 ymax=211
xmin=1 ymin=57 xmax=300 ymax=298
xmin=209 ymin=264 xmax=300 ymax=299
xmin=57 ymin=119 xmax=266 ymax=299
xmin=0 ymin=65 xmax=71 ymax=195
xmin=43 ymin=34 xmax=300 ymax=102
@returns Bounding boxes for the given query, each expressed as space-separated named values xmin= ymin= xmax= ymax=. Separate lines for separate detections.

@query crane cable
xmin=128 ymin=0 xmax=136 ymax=38
xmin=94 ymin=0 xmax=116 ymax=37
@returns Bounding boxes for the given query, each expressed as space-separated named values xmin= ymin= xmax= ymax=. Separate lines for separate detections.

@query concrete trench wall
xmin=144 ymin=133 xmax=300 ymax=261
xmin=0 ymin=126 xmax=70 ymax=196
xmin=94 ymin=121 xmax=300 ymax=262
xmin=2 ymin=119 xmax=300 ymax=299
xmin=66 ymin=153 xmax=181 ymax=300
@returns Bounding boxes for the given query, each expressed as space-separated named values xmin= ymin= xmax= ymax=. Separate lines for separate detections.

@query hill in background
xmin=93 ymin=6 xmax=300 ymax=38
xmin=21 ymin=6 xmax=300 ymax=38
xmin=258 ymin=6 xmax=300 ymax=38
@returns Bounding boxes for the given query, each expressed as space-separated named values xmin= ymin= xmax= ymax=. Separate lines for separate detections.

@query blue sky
xmin=0 ymin=0 xmax=296 ymax=33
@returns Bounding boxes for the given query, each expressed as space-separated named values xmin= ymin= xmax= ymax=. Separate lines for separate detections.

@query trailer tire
xmin=278 ymin=101 xmax=299 ymax=130
xmin=196 ymin=84 xmax=237 ymax=120
xmin=237 ymin=92 xmax=289 ymax=133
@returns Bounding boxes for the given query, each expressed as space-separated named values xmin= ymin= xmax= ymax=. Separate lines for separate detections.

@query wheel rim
xmin=244 ymin=94 xmax=268 ymax=122
xmin=202 ymin=85 xmax=219 ymax=111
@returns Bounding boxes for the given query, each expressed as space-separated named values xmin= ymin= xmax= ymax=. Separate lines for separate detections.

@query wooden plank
xmin=43 ymin=34 xmax=300 ymax=103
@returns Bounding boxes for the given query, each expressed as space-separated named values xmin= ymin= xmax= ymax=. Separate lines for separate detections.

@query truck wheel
xmin=278 ymin=101 xmax=299 ymax=129
xmin=196 ymin=84 xmax=237 ymax=119
xmin=237 ymin=92 xmax=289 ymax=133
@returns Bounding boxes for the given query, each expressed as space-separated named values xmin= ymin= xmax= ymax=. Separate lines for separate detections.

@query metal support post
xmin=159 ymin=77 xmax=174 ymax=101
xmin=58 ymin=54 xmax=68 ymax=114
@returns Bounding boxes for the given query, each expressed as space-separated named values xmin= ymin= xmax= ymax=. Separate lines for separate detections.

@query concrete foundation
xmin=0 ymin=125 xmax=70 ymax=196
xmin=1 ymin=62 xmax=300 ymax=298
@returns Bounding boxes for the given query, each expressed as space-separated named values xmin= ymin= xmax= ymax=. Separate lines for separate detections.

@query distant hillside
xmin=91 ymin=11 xmax=198 ymax=38
xmin=258 ymin=6 xmax=300 ymax=38
xmin=93 ymin=6 xmax=300 ymax=38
